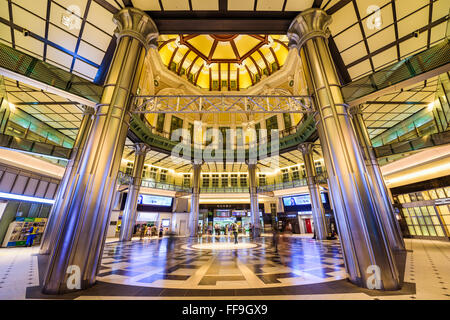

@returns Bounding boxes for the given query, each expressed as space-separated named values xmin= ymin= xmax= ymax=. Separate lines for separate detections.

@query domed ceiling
xmin=158 ymin=34 xmax=289 ymax=91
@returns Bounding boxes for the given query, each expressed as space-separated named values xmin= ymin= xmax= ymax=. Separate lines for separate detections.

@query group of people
xmin=135 ymin=224 xmax=164 ymax=240
xmin=201 ymin=223 xmax=240 ymax=235
xmin=199 ymin=222 xmax=240 ymax=243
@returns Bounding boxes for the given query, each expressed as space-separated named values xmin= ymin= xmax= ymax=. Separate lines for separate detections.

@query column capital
xmin=297 ymin=142 xmax=315 ymax=155
xmin=287 ymin=8 xmax=332 ymax=49
xmin=113 ymin=7 xmax=159 ymax=51
xmin=192 ymin=159 xmax=204 ymax=167
xmin=349 ymin=105 xmax=363 ymax=116
xmin=245 ymin=159 xmax=257 ymax=167
xmin=134 ymin=143 xmax=150 ymax=155
xmin=83 ymin=106 xmax=95 ymax=115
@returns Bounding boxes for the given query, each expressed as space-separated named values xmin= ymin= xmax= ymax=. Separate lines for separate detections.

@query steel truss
xmin=132 ymin=95 xmax=313 ymax=114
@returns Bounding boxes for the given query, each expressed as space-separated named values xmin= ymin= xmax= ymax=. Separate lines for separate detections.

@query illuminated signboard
xmin=137 ymin=194 xmax=173 ymax=207
xmin=283 ymin=193 xmax=327 ymax=207
xmin=232 ymin=210 xmax=247 ymax=217
xmin=215 ymin=209 xmax=230 ymax=217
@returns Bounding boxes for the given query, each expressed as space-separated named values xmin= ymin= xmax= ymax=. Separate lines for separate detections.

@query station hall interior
xmin=0 ymin=0 xmax=449 ymax=300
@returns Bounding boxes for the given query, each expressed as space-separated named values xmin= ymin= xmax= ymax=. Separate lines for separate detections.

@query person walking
xmin=232 ymin=223 xmax=238 ymax=244
xmin=272 ymin=227 xmax=280 ymax=253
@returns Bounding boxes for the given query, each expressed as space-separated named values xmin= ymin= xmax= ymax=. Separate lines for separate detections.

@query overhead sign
xmin=137 ymin=194 xmax=173 ymax=207
xmin=283 ymin=193 xmax=327 ymax=207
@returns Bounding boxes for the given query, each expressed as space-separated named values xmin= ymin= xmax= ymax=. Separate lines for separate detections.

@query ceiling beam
xmin=346 ymin=15 xmax=448 ymax=69
xmin=365 ymin=101 xmax=429 ymax=105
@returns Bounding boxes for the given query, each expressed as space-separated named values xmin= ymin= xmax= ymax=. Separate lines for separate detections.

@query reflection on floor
xmin=96 ymin=235 xmax=346 ymax=290
xmin=0 ymin=235 xmax=449 ymax=299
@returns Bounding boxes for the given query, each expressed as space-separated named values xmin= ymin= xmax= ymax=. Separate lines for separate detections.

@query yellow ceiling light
xmin=158 ymin=34 xmax=289 ymax=91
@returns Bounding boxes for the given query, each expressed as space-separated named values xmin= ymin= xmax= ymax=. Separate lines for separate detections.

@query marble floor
xmin=0 ymin=235 xmax=449 ymax=300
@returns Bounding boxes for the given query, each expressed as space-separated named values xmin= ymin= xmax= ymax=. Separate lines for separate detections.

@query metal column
xmin=189 ymin=161 xmax=202 ymax=236
xmin=41 ymin=8 xmax=158 ymax=294
xmin=288 ymin=8 xmax=400 ymax=290
xmin=298 ymin=142 xmax=328 ymax=240
xmin=39 ymin=107 xmax=94 ymax=255
xmin=119 ymin=143 xmax=150 ymax=242
xmin=350 ymin=106 xmax=405 ymax=251
xmin=248 ymin=161 xmax=261 ymax=237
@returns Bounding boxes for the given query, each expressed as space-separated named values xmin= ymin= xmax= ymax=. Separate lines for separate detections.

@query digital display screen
xmin=137 ymin=194 xmax=173 ymax=207
xmin=283 ymin=193 xmax=327 ymax=207
xmin=215 ymin=210 xmax=230 ymax=217
xmin=232 ymin=210 xmax=247 ymax=217
xmin=161 ymin=219 xmax=170 ymax=227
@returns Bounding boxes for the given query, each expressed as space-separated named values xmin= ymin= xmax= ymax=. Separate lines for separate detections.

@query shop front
xmin=280 ymin=192 xmax=334 ymax=234
xmin=117 ymin=193 xmax=175 ymax=237
xmin=199 ymin=204 xmax=264 ymax=235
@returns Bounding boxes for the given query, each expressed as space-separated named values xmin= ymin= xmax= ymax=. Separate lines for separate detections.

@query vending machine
xmin=1 ymin=217 xmax=48 ymax=247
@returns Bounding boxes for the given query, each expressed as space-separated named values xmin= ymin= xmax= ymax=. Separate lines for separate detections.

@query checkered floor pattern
xmin=97 ymin=235 xmax=347 ymax=289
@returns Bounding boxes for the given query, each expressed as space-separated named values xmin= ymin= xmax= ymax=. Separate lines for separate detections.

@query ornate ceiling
xmin=158 ymin=34 xmax=289 ymax=91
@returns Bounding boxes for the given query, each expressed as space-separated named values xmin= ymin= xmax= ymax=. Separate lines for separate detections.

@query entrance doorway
xmin=305 ymin=218 xmax=312 ymax=233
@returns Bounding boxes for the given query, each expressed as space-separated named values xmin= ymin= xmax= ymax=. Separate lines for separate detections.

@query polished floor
xmin=0 ymin=235 xmax=449 ymax=299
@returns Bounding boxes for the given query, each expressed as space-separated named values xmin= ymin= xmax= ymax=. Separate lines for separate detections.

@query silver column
xmin=298 ymin=142 xmax=328 ymax=240
xmin=350 ymin=106 xmax=405 ymax=251
xmin=188 ymin=161 xmax=201 ymax=236
xmin=247 ymin=161 xmax=261 ymax=237
xmin=39 ymin=107 xmax=94 ymax=255
xmin=119 ymin=143 xmax=150 ymax=242
xmin=288 ymin=8 xmax=400 ymax=290
xmin=42 ymin=7 xmax=158 ymax=294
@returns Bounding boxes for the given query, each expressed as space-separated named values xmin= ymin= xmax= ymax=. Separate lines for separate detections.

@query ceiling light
xmin=8 ymin=101 xmax=16 ymax=112
xmin=203 ymin=61 xmax=212 ymax=69
xmin=174 ymin=36 xmax=181 ymax=48
xmin=427 ymin=102 xmax=434 ymax=111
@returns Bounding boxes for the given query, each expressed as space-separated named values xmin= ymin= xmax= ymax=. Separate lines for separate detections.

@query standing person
xmin=232 ymin=223 xmax=238 ymax=244
xmin=139 ymin=224 xmax=146 ymax=240
xmin=287 ymin=222 xmax=292 ymax=234
xmin=249 ymin=223 xmax=254 ymax=238
xmin=272 ymin=227 xmax=280 ymax=253
xmin=26 ymin=223 xmax=38 ymax=247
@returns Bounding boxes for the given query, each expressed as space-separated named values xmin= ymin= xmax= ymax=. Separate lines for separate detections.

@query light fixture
xmin=427 ymin=102 xmax=434 ymax=111
xmin=7 ymin=101 xmax=16 ymax=112
xmin=0 ymin=192 xmax=55 ymax=205
xmin=203 ymin=60 xmax=212 ymax=69
xmin=174 ymin=36 xmax=181 ymax=48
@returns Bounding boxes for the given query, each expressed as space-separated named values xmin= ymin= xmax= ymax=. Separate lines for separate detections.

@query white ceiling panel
xmin=366 ymin=25 xmax=396 ymax=52
xmin=256 ymin=0 xmax=285 ymax=11
xmin=284 ymin=0 xmax=314 ymax=11
xmin=227 ymin=0 xmax=254 ymax=11
xmin=48 ymin=24 xmax=78 ymax=52
xmin=132 ymin=0 xmax=161 ymax=10
xmin=329 ymin=2 xmax=357 ymax=35
xmin=397 ymin=5 xmax=429 ymax=38
xmin=161 ymin=0 xmax=190 ymax=11
xmin=191 ymin=0 xmax=219 ymax=11
xmin=78 ymin=40 xmax=105 ymax=65
xmin=12 ymin=4 xmax=46 ymax=38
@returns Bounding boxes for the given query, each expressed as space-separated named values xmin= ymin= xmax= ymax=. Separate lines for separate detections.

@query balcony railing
xmin=258 ymin=174 xmax=328 ymax=192
xmin=141 ymin=179 xmax=191 ymax=192
xmin=200 ymin=187 xmax=249 ymax=193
